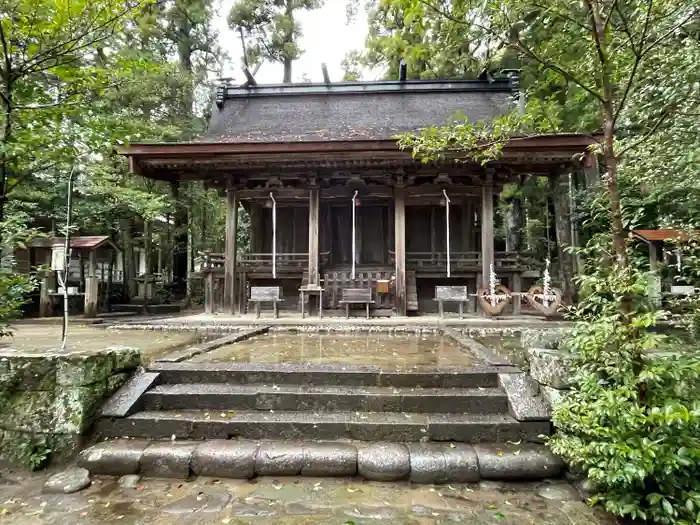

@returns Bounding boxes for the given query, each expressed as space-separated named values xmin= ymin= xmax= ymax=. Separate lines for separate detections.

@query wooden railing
xmin=388 ymin=251 xmax=537 ymax=271
xmin=199 ymin=252 xmax=330 ymax=273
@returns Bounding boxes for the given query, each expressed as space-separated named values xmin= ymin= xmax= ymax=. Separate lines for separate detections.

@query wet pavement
xmin=188 ymin=333 xmax=480 ymax=369
xmin=473 ymin=336 xmax=526 ymax=369
xmin=2 ymin=324 xmax=202 ymax=362
xmin=0 ymin=470 xmax=615 ymax=525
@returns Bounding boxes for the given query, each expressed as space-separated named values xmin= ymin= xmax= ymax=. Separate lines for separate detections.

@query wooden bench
xmin=435 ymin=285 xmax=469 ymax=319
xmin=338 ymin=288 xmax=374 ymax=319
xmin=249 ymin=286 xmax=282 ymax=319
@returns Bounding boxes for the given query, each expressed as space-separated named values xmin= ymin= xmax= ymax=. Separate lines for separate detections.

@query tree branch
xmin=641 ymin=7 xmax=700 ymax=57
xmin=618 ymin=110 xmax=670 ymax=157
xmin=613 ymin=0 xmax=653 ymax=125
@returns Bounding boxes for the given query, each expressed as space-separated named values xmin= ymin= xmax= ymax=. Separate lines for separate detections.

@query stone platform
xmin=82 ymin=325 xmax=557 ymax=482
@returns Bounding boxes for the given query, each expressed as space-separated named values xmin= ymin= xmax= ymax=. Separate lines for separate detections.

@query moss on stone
xmin=0 ymin=389 xmax=56 ymax=432
xmin=56 ymin=353 xmax=116 ymax=387
xmin=108 ymin=347 xmax=141 ymax=372
xmin=53 ymin=382 xmax=107 ymax=434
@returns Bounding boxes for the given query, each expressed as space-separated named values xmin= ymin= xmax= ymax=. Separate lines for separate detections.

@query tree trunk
xmin=120 ymin=218 xmax=136 ymax=301
xmin=283 ymin=58 xmax=293 ymax=83
xmin=0 ymin=78 xmax=12 ymax=222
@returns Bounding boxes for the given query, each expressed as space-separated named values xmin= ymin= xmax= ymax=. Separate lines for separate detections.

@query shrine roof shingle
xmin=202 ymin=79 xmax=515 ymax=143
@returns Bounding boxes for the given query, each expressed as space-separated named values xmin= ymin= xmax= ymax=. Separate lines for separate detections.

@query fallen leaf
xmin=497 ymin=451 xmax=504 ymax=457
xmin=494 ymin=512 xmax=505 ymax=519
xmin=488 ymin=505 xmax=497 ymax=510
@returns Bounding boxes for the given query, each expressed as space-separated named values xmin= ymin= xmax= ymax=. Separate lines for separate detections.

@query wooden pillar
xmin=461 ymin=199 xmax=474 ymax=252
xmin=84 ymin=249 xmax=98 ymax=318
xmin=308 ymin=188 xmax=320 ymax=286
xmin=648 ymin=242 xmax=662 ymax=308
xmin=394 ymin=184 xmax=407 ymax=316
xmin=39 ymin=251 xmax=52 ymax=317
xmin=224 ymin=188 xmax=238 ymax=314
xmin=481 ymin=184 xmax=495 ymax=290
xmin=143 ymin=219 xmax=153 ymax=301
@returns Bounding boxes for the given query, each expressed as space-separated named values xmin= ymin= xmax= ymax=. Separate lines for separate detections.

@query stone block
xmin=499 ymin=373 xmax=551 ymax=421
xmin=77 ymin=439 xmax=149 ymax=476
xmin=48 ymin=433 xmax=85 ymax=465
xmin=56 ymin=353 xmax=115 ymax=387
xmin=107 ymin=347 xmax=141 ymax=372
xmin=474 ymin=444 xmax=563 ymax=480
xmin=541 ymin=385 xmax=568 ymax=409
xmin=255 ymin=442 xmax=303 ymax=476
xmin=191 ymin=440 xmax=257 ymax=479
xmin=0 ymin=389 xmax=55 ymax=432
xmin=409 ymin=443 xmax=479 ymax=484
xmin=301 ymin=443 xmax=357 ymax=477
xmin=2 ymin=354 xmax=58 ymax=391
xmin=140 ymin=441 xmax=196 ymax=478
xmin=357 ymin=443 xmax=410 ymax=481
xmin=106 ymin=372 xmax=131 ymax=393
xmin=521 ymin=329 xmax=569 ymax=351
xmin=53 ymin=383 xmax=107 ymax=434
xmin=528 ymin=348 xmax=575 ymax=389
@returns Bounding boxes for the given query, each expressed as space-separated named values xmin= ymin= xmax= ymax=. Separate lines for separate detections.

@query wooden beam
xmin=308 ymin=189 xmax=320 ymax=286
xmin=394 ymin=184 xmax=407 ymax=316
xmin=481 ymin=184 xmax=494 ymax=290
xmin=84 ymin=249 xmax=98 ymax=318
xmin=224 ymin=189 xmax=239 ymax=314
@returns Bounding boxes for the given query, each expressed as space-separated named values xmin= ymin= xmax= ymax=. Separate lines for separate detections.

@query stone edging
xmin=78 ymin=439 xmax=563 ymax=483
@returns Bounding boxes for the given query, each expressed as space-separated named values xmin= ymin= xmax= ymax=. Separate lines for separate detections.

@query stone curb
xmin=78 ymin=440 xmax=563 ymax=483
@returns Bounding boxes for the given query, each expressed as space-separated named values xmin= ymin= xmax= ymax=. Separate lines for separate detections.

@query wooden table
xmin=299 ymin=286 xmax=324 ymax=318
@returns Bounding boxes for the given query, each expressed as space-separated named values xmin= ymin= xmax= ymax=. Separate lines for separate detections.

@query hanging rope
xmin=270 ymin=192 xmax=276 ymax=279
xmin=352 ymin=190 xmax=358 ymax=279
xmin=442 ymin=189 xmax=451 ymax=278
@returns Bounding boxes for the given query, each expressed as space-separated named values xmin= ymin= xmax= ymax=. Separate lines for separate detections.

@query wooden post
xmin=204 ymin=271 xmax=214 ymax=314
xmin=512 ymin=273 xmax=522 ymax=315
xmin=224 ymin=188 xmax=238 ymax=314
xmin=394 ymin=184 xmax=407 ymax=316
xmin=648 ymin=242 xmax=662 ymax=308
xmin=84 ymin=249 xmax=98 ymax=318
xmin=38 ymin=250 xmax=52 ymax=317
xmin=143 ymin=219 xmax=153 ymax=301
xmin=308 ymin=188 xmax=320 ymax=286
xmin=481 ymin=184 xmax=495 ymax=291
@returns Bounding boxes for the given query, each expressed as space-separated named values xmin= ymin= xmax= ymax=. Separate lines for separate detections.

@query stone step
xmin=77 ymin=439 xmax=563 ymax=482
xmin=95 ymin=409 xmax=549 ymax=442
xmin=142 ymin=383 xmax=510 ymax=414
xmin=147 ymin=362 xmax=514 ymax=388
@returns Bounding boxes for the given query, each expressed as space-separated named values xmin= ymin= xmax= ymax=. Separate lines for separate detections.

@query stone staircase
xmin=94 ymin=362 xmax=550 ymax=443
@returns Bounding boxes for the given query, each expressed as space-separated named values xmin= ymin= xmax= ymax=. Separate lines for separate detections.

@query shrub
xmin=548 ymin=264 xmax=700 ymax=524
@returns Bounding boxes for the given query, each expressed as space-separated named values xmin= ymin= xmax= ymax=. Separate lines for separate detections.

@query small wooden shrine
xmin=120 ymin=76 xmax=596 ymax=317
